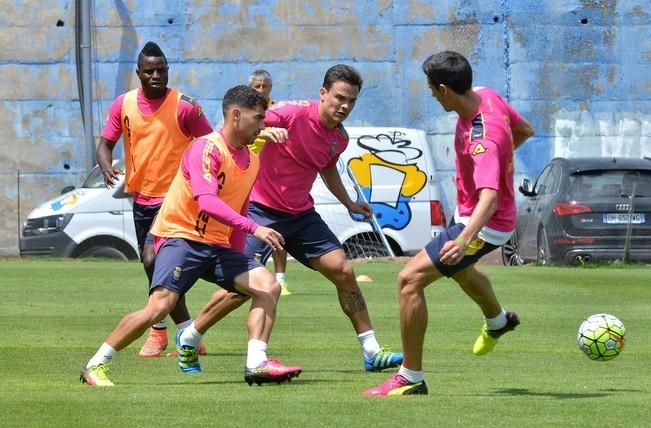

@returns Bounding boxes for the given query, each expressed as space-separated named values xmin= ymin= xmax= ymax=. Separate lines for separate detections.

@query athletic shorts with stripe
xmin=151 ymin=238 xmax=263 ymax=296
xmin=424 ymin=222 xmax=499 ymax=277
xmin=245 ymin=202 xmax=341 ymax=269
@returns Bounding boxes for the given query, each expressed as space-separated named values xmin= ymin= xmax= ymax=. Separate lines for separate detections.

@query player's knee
xmin=145 ymin=291 xmax=175 ymax=322
xmin=397 ymin=269 xmax=411 ymax=290
xmin=269 ymin=281 xmax=281 ymax=301
xmin=332 ymin=259 xmax=355 ymax=284
xmin=397 ymin=267 xmax=426 ymax=297
xmin=250 ymin=275 xmax=281 ymax=301
xmin=397 ymin=263 xmax=420 ymax=287
xmin=262 ymin=278 xmax=281 ymax=300
xmin=145 ymin=304 xmax=170 ymax=324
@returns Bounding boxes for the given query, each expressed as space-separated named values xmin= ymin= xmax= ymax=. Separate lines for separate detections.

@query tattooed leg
xmin=310 ymin=249 xmax=375 ymax=334
xmin=338 ymin=288 xmax=367 ymax=317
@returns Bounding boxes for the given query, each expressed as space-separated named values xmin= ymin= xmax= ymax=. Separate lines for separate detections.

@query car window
xmin=569 ymin=174 xmax=592 ymax=199
xmin=82 ymin=159 xmax=126 ymax=189
xmin=621 ymin=171 xmax=651 ymax=196
xmin=534 ymin=166 xmax=552 ymax=195
xmin=570 ymin=170 xmax=651 ymax=198
xmin=547 ymin=164 xmax=562 ymax=194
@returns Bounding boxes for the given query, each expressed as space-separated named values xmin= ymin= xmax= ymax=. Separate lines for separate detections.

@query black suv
xmin=502 ymin=157 xmax=651 ymax=265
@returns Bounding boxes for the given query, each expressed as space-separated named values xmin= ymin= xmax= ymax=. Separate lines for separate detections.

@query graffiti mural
xmin=346 ymin=131 xmax=427 ymax=230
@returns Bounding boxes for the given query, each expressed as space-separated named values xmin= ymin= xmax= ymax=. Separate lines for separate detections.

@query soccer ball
xmin=577 ymin=313 xmax=626 ymax=361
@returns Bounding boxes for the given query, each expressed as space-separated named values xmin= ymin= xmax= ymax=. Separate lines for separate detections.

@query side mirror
xmin=60 ymin=185 xmax=76 ymax=195
xmin=518 ymin=178 xmax=535 ymax=196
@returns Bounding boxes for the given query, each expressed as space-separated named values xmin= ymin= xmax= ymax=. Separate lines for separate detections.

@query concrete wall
xmin=1 ymin=0 xmax=650 ymax=256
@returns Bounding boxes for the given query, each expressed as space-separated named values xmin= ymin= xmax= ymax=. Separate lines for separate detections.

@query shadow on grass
xmin=136 ymin=377 xmax=333 ymax=387
xmin=284 ymin=291 xmax=335 ymax=296
xmin=491 ymin=387 xmax=620 ymax=399
xmin=312 ymin=369 xmax=369 ymax=375
xmin=196 ymin=353 xmax=242 ymax=358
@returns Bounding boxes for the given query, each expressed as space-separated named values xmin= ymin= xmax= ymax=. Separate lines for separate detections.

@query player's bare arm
xmin=256 ymin=127 xmax=288 ymax=144
xmin=512 ymin=118 xmax=535 ymax=150
xmin=439 ymin=188 xmax=497 ymax=266
xmin=96 ymin=137 xmax=124 ymax=188
xmin=319 ymin=165 xmax=372 ymax=220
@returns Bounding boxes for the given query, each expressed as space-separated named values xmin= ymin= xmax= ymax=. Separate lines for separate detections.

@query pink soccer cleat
xmin=363 ymin=374 xmax=428 ymax=396
xmin=244 ymin=358 xmax=302 ymax=386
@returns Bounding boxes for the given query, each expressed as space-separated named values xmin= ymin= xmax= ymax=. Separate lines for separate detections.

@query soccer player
xmin=80 ymin=85 xmax=302 ymax=387
xmin=364 ymin=51 xmax=535 ymax=396
xmin=96 ymin=41 xmax=217 ymax=357
xmin=247 ymin=69 xmax=292 ymax=296
xmin=194 ymin=64 xmax=403 ymax=373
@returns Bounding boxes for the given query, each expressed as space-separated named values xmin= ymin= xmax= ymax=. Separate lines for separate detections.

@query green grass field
xmin=1 ymin=259 xmax=650 ymax=427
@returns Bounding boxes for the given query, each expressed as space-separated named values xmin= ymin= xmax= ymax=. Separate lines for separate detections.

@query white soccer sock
xmin=86 ymin=342 xmax=117 ymax=368
xmin=357 ymin=330 xmax=381 ymax=359
xmin=176 ymin=319 xmax=192 ymax=331
xmin=275 ymin=272 xmax=286 ymax=284
xmin=486 ymin=310 xmax=507 ymax=330
xmin=152 ymin=318 xmax=168 ymax=329
xmin=246 ymin=339 xmax=268 ymax=369
xmin=179 ymin=322 xmax=203 ymax=348
xmin=398 ymin=365 xmax=425 ymax=383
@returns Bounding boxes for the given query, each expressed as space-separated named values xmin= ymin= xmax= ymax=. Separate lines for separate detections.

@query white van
xmin=20 ymin=159 xmax=139 ymax=260
xmin=312 ymin=126 xmax=446 ymax=257
xmin=20 ymin=127 xmax=446 ymax=260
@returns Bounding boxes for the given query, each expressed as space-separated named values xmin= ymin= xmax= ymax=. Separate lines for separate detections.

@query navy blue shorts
xmin=133 ymin=202 xmax=162 ymax=252
xmin=424 ymin=222 xmax=499 ymax=277
xmin=151 ymin=238 xmax=263 ymax=295
xmin=245 ymin=202 xmax=341 ymax=269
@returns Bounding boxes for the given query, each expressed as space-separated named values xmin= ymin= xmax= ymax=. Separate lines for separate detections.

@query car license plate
xmin=603 ymin=213 xmax=645 ymax=224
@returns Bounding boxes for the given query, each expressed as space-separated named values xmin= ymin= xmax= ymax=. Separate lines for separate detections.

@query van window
xmin=82 ymin=159 xmax=126 ymax=188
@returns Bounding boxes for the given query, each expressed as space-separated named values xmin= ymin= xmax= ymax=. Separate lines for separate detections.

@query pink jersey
xmin=454 ymin=87 xmax=523 ymax=239
xmin=153 ymin=133 xmax=258 ymax=253
xmin=251 ymin=100 xmax=348 ymax=214
xmin=182 ymin=134 xmax=258 ymax=252
xmin=101 ymin=88 xmax=213 ymax=205
xmin=183 ymin=135 xmax=253 ymax=199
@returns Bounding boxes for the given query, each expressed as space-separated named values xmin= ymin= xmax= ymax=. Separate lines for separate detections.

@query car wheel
xmin=536 ymin=228 xmax=551 ymax=265
xmin=79 ymin=245 xmax=129 ymax=261
xmin=501 ymin=232 xmax=525 ymax=266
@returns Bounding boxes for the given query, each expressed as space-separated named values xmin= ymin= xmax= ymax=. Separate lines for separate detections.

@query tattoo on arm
xmin=340 ymin=289 xmax=367 ymax=315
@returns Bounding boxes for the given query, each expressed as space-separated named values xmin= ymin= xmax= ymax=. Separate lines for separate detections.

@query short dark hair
xmin=222 ymin=85 xmax=268 ymax=115
xmin=322 ymin=64 xmax=363 ymax=91
xmin=422 ymin=51 xmax=472 ymax=94
xmin=138 ymin=41 xmax=167 ymax=66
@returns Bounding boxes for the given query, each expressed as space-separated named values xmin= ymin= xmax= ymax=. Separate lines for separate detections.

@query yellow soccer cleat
xmin=280 ymin=281 xmax=292 ymax=296
xmin=80 ymin=363 xmax=114 ymax=387
xmin=473 ymin=312 xmax=520 ymax=356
